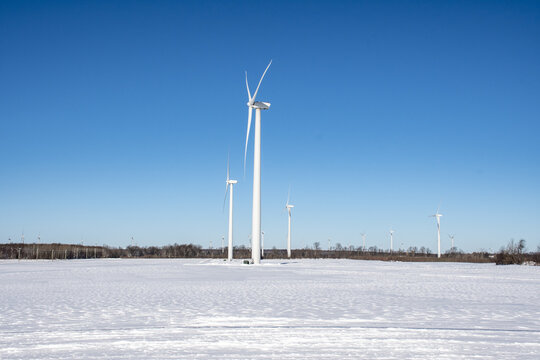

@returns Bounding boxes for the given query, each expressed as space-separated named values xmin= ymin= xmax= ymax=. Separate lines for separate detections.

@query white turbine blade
xmin=223 ymin=183 xmax=229 ymax=211
xmin=243 ymin=107 xmax=252 ymax=175
xmin=286 ymin=186 xmax=290 ymax=206
xmin=245 ymin=71 xmax=251 ymax=101
xmin=226 ymin=153 xmax=230 ymax=182
xmin=250 ymin=60 xmax=272 ymax=104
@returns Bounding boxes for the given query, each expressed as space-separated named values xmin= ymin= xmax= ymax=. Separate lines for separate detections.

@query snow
xmin=1 ymin=259 xmax=539 ymax=359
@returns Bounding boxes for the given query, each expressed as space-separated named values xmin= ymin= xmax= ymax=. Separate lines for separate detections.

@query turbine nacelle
xmin=227 ymin=180 xmax=238 ymax=184
xmin=286 ymin=204 xmax=294 ymax=209
xmin=248 ymin=101 xmax=271 ymax=110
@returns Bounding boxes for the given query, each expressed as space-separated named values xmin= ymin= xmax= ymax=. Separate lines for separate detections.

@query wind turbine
xmin=430 ymin=207 xmax=443 ymax=258
xmin=360 ymin=233 xmax=366 ymax=251
xmin=224 ymin=155 xmax=237 ymax=262
xmin=244 ymin=60 xmax=272 ymax=264
xmin=221 ymin=235 xmax=224 ymax=254
xmin=36 ymin=234 xmax=40 ymax=260
xmin=285 ymin=190 xmax=294 ymax=258
xmin=389 ymin=230 xmax=394 ymax=253
xmin=448 ymin=234 xmax=455 ymax=251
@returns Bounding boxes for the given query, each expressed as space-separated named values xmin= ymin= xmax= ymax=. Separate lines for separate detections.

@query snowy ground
xmin=1 ymin=259 xmax=539 ymax=359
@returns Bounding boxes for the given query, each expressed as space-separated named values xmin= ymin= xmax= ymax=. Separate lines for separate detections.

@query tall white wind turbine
xmin=244 ymin=60 xmax=272 ymax=264
xmin=448 ymin=234 xmax=455 ymax=251
xmin=224 ymin=155 xmax=237 ymax=262
xmin=285 ymin=190 xmax=294 ymax=258
xmin=390 ymin=229 xmax=394 ymax=252
xmin=430 ymin=207 xmax=443 ymax=258
xmin=360 ymin=233 xmax=366 ymax=251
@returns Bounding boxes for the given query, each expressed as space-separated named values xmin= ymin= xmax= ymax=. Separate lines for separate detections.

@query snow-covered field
xmin=1 ymin=259 xmax=539 ymax=359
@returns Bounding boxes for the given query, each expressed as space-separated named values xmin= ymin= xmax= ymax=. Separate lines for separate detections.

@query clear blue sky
xmin=1 ymin=0 xmax=539 ymax=252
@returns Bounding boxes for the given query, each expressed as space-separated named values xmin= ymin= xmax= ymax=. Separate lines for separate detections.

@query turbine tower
xmin=360 ymin=233 xmax=366 ymax=251
xmin=390 ymin=229 xmax=394 ymax=252
xmin=244 ymin=60 xmax=272 ymax=264
xmin=36 ymin=233 xmax=40 ymax=260
xmin=430 ymin=208 xmax=443 ymax=258
xmin=224 ymin=155 xmax=237 ymax=262
xmin=285 ymin=190 xmax=294 ymax=258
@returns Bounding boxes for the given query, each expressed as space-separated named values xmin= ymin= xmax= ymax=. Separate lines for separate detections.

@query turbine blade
xmin=286 ymin=186 xmax=290 ymax=206
xmin=223 ymin=183 xmax=229 ymax=212
xmin=226 ymin=153 xmax=230 ymax=182
xmin=243 ymin=107 xmax=252 ymax=175
xmin=250 ymin=60 xmax=272 ymax=104
xmin=245 ymin=71 xmax=251 ymax=101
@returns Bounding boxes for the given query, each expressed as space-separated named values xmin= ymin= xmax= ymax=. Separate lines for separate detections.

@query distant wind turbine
xmin=224 ymin=155 xmax=237 ymax=262
xmin=221 ymin=235 xmax=225 ymax=254
xmin=430 ymin=207 xmax=443 ymax=258
xmin=360 ymin=233 xmax=366 ymax=251
xmin=285 ymin=189 xmax=294 ymax=258
xmin=36 ymin=233 xmax=40 ymax=259
xmin=448 ymin=234 xmax=455 ymax=250
xmin=390 ymin=230 xmax=394 ymax=252
xmin=244 ymin=60 xmax=272 ymax=264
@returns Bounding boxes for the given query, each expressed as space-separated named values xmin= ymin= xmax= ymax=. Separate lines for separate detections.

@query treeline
xmin=0 ymin=241 xmax=537 ymax=264
xmin=495 ymin=239 xmax=540 ymax=265
xmin=0 ymin=243 xmax=205 ymax=260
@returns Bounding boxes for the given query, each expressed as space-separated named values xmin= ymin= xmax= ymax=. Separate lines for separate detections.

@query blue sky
xmin=1 ymin=0 xmax=539 ymax=252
